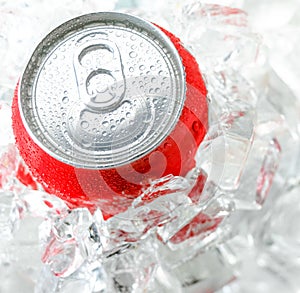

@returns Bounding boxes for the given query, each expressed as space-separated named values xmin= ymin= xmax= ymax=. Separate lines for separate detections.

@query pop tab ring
xmin=19 ymin=12 xmax=186 ymax=169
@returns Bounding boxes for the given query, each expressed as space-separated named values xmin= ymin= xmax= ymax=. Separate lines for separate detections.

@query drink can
xmin=12 ymin=12 xmax=208 ymax=218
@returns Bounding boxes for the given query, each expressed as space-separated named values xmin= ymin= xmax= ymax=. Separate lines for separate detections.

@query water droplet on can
xmin=192 ymin=121 xmax=200 ymax=132
xmin=62 ymin=96 xmax=69 ymax=104
xmin=80 ymin=121 xmax=89 ymax=129
xmin=129 ymin=51 xmax=137 ymax=58
xmin=164 ymin=142 xmax=172 ymax=149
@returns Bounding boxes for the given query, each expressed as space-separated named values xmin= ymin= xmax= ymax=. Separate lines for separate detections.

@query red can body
xmin=12 ymin=23 xmax=207 ymax=218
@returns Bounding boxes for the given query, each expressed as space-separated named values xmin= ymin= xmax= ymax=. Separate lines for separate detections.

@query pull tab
xmin=73 ymin=37 xmax=126 ymax=112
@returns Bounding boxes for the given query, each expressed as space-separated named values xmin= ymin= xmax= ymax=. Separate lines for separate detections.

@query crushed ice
xmin=1 ymin=0 xmax=300 ymax=292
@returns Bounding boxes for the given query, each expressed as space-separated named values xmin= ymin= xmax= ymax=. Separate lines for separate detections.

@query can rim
xmin=18 ymin=12 xmax=186 ymax=169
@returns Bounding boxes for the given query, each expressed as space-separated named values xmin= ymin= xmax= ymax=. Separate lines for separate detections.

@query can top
xmin=19 ymin=12 xmax=185 ymax=169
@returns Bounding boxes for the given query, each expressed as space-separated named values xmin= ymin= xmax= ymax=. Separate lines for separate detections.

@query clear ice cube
xmin=1 ymin=0 xmax=299 ymax=292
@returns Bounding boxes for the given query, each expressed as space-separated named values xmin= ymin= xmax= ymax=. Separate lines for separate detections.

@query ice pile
xmin=1 ymin=0 xmax=300 ymax=292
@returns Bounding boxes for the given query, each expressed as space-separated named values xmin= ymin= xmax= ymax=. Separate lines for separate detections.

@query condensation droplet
xmin=80 ymin=121 xmax=89 ymax=129
xmin=164 ymin=142 xmax=172 ymax=149
xmin=82 ymin=140 xmax=92 ymax=148
xmin=139 ymin=65 xmax=145 ymax=71
xmin=62 ymin=96 xmax=69 ymax=104
xmin=192 ymin=121 xmax=200 ymax=132
xmin=129 ymin=67 xmax=134 ymax=72
xmin=129 ymin=51 xmax=137 ymax=58
xmin=110 ymin=125 xmax=116 ymax=131
xmin=143 ymin=114 xmax=153 ymax=124
xmin=102 ymin=121 xmax=109 ymax=127
xmin=102 ymin=131 xmax=108 ymax=137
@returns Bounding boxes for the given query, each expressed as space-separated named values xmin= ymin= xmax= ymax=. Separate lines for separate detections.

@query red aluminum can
xmin=12 ymin=12 xmax=207 ymax=218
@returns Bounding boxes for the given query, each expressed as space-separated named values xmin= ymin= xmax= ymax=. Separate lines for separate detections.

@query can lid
xmin=19 ymin=12 xmax=185 ymax=169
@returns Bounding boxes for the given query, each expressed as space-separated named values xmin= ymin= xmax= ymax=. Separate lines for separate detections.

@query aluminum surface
xmin=19 ymin=12 xmax=186 ymax=169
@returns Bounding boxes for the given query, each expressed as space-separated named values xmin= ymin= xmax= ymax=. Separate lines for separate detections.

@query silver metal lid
xmin=19 ymin=12 xmax=186 ymax=169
